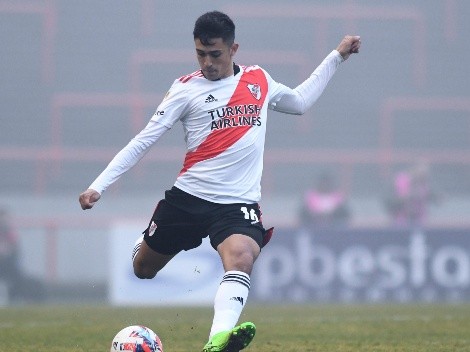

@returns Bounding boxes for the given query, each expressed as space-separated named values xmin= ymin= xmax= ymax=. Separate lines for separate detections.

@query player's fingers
xmin=79 ymin=194 xmax=93 ymax=210
xmin=79 ymin=189 xmax=100 ymax=210
xmin=80 ymin=199 xmax=92 ymax=210
xmin=351 ymin=41 xmax=361 ymax=53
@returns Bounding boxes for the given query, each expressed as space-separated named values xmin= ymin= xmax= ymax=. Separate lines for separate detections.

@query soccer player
xmin=79 ymin=11 xmax=360 ymax=352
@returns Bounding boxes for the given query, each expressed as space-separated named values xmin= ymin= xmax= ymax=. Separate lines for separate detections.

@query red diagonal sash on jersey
xmin=178 ymin=68 xmax=268 ymax=176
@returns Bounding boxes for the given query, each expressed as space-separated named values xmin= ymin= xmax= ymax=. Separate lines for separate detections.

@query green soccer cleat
xmin=202 ymin=322 xmax=256 ymax=352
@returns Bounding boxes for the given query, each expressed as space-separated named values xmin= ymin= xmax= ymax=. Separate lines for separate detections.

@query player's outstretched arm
xmin=79 ymin=189 xmax=101 ymax=210
xmin=270 ymin=35 xmax=361 ymax=115
xmin=336 ymin=35 xmax=361 ymax=61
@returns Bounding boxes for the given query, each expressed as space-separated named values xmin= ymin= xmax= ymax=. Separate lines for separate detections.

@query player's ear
xmin=230 ymin=43 xmax=239 ymax=57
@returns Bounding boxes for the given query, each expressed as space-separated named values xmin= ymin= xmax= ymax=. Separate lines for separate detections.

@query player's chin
xmin=203 ymin=70 xmax=220 ymax=81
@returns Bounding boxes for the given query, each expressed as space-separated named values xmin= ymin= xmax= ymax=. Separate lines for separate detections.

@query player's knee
xmin=226 ymin=249 xmax=257 ymax=274
xmin=235 ymin=256 xmax=255 ymax=274
xmin=219 ymin=236 xmax=260 ymax=274
xmin=133 ymin=261 xmax=157 ymax=279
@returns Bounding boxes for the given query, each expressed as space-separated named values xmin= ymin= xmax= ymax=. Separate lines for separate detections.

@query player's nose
xmin=202 ymin=56 xmax=213 ymax=68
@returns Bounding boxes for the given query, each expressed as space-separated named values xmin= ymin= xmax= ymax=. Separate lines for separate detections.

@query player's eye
xmin=209 ymin=52 xmax=222 ymax=58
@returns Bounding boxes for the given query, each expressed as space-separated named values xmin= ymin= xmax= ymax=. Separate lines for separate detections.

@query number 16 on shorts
xmin=240 ymin=206 xmax=259 ymax=224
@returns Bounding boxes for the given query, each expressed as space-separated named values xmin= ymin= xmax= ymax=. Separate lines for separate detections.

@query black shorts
xmin=142 ymin=187 xmax=272 ymax=255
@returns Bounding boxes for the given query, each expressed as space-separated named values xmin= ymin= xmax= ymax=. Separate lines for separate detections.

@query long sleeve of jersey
xmin=269 ymin=50 xmax=344 ymax=115
xmin=86 ymin=50 xmax=344 ymax=199
xmin=88 ymin=120 xmax=169 ymax=194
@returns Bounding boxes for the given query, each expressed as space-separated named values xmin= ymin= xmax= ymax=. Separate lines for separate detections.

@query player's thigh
xmin=145 ymin=199 xmax=206 ymax=253
xmin=208 ymin=202 xmax=265 ymax=250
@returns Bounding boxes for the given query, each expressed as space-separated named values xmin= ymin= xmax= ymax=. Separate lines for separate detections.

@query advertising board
xmin=251 ymin=227 xmax=470 ymax=302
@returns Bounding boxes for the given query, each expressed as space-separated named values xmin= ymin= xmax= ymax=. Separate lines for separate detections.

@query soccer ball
xmin=110 ymin=325 xmax=163 ymax=352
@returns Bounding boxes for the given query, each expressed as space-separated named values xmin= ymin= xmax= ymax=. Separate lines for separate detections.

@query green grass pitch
xmin=1 ymin=304 xmax=469 ymax=351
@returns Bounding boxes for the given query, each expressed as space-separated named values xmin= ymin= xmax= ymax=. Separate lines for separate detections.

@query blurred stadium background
xmin=1 ymin=0 xmax=469 ymax=305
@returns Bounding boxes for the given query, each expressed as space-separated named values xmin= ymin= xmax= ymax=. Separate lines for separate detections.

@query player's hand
xmin=79 ymin=189 xmax=101 ymax=210
xmin=336 ymin=35 xmax=361 ymax=61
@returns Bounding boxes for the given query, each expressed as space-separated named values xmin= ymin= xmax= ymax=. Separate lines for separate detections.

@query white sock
xmin=132 ymin=235 xmax=144 ymax=262
xmin=209 ymin=270 xmax=250 ymax=338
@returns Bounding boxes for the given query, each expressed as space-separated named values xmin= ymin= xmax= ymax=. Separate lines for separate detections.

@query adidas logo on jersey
xmin=205 ymin=94 xmax=217 ymax=103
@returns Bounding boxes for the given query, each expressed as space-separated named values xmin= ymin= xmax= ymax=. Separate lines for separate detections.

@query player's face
xmin=195 ymin=38 xmax=238 ymax=81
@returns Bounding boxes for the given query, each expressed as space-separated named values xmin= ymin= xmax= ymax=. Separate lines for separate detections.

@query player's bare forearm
xmin=336 ymin=35 xmax=361 ymax=61
xmin=79 ymin=189 xmax=101 ymax=210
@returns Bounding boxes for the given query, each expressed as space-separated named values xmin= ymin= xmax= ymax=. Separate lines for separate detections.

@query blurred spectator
xmin=384 ymin=162 xmax=441 ymax=227
xmin=299 ymin=172 xmax=350 ymax=228
xmin=0 ymin=207 xmax=45 ymax=303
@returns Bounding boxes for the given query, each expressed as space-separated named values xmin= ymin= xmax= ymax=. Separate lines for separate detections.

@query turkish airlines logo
xmin=247 ymin=83 xmax=261 ymax=100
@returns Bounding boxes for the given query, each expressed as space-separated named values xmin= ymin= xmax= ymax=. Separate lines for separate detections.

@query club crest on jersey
xmin=247 ymin=83 xmax=261 ymax=100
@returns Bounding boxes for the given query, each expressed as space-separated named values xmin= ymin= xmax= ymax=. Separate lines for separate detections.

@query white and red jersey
xmin=89 ymin=50 xmax=344 ymax=203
